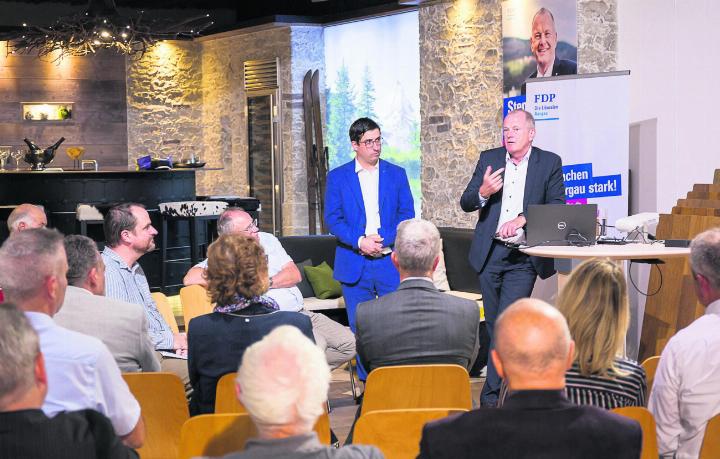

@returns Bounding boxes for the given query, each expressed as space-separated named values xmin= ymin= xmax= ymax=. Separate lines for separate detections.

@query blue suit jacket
xmin=325 ymin=159 xmax=415 ymax=284
xmin=460 ymin=146 xmax=565 ymax=279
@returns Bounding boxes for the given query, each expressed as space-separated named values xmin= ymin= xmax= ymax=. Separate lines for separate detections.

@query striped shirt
xmin=499 ymin=357 xmax=647 ymax=410
xmin=102 ymin=247 xmax=174 ymax=350
xmin=565 ymin=357 xmax=647 ymax=409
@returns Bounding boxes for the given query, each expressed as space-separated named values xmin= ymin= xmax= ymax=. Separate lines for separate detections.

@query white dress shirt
xmin=355 ymin=159 xmax=381 ymax=237
xmin=648 ymin=298 xmax=720 ymax=458
xmin=536 ymin=61 xmax=555 ymax=78
xmin=25 ymin=311 xmax=141 ymax=436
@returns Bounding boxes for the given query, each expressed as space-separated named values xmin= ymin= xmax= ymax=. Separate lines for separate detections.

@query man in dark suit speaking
xmin=417 ymin=299 xmax=642 ymax=459
xmin=355 ymin=219 xmax=479 ymax=373
xmin=460 ymin=109 xmax=565 ymax=406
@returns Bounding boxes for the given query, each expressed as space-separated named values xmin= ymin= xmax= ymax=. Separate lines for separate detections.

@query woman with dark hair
xmin=187 ymin=234 xmax=314 ymax=415
xmin=556 ymin=258 xmax=647 ymax=409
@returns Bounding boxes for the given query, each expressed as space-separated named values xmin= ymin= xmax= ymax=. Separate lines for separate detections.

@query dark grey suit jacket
xmin=460 ymin=146 xmax=565 ymax=279
xmin=418 ymin=390 xmax=642 ymax=459
xmin=355 ymin=278 xmax=479 ymax=372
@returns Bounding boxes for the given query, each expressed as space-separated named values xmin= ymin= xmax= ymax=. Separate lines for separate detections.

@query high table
xmin=521 ymin=242 xmax=690 ymax=360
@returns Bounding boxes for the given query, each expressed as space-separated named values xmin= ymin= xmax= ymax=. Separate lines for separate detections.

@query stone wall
xmin=126 ymin=41 xmax=203 ymax=168
xmin=419 ymin=0 xmax=618 ymax=228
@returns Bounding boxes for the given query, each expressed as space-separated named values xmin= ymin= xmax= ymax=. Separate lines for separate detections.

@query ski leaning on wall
xmin=302 ymin=69 xmax=329 ymax=234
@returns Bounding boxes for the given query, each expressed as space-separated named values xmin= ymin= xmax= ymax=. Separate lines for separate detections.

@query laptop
xmin=525 ymin=204 xmax=598 ymax=246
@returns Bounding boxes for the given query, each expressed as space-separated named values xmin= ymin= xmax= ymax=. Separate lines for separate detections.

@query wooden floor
xmin=327 ymin=366 xmax=485 ymax=445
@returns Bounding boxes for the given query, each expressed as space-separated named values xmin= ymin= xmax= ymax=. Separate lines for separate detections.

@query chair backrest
xmin=179 ymin=285 xmax=213 ymax=328
xmin=700 ymin=412 xmax=720 ymax=459
xmin=361 ymin=364 xmax=472 ymax=416
xmin=151 ymin=291 xmax=179 ymax=333
xmin=214 ymin=372 xmax=331 ymax=444
xmin=123 ymin=372 xmax=189 ymax=459
xmin=354 ymin=408 xmax=466 ymax=459
xmin=612 ymin=406 xmax=659 ymax=459
xmin=215 ymin=372 xmax=245 ymax=414
xmin=641 ymin=355 xmax=660 ymax=401
xmin=178 ymin=413 xmax=256 ymax=459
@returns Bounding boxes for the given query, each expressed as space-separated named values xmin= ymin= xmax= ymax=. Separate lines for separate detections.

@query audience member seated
xmin=102 ymin=203 xmax=189 ymax=390
xmin=650 ymin=227 xmax=720 ymax=458
xmin=54 ymin=235 xmax=160 ymax=373
xmin=356 ymin=219 xmax=479 ymax=372
xmin=187 ymin=234 xmax=314 ymax=415
xmin=0 ymin=303 xmax=139 ymax=459
xmin=417 ymin=298 xmax=642 ymax=459
xmin=202 ymin=325 xmax=382 ymax=459
xmin=0 ymin=228 xmax=145 ymax=449
xmin=184 ymin=207 xmax=355 ymax=369
xmin=556 ymin=258 xmax=646 ymax=408
xmin=7 ymin=203 xmax=47 ymax=233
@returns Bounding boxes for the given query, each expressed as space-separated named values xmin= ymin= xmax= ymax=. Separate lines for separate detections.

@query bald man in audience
xmin=418 ymin=298 xmax=642 ymax=459
xmin=0 ymin=228 xmax=145 ymax=449
xmin=7 ymin=203 xmax=47 ymax=232
xmin=0 ymin=303 xmax=138 ymax=459
xmin=54 ymin=235 xmax=160 ymax=373
xmin=204 ymin=325 xmax=382 ymax=459
xmin=650 ymin=227 xmax=720 ymax=458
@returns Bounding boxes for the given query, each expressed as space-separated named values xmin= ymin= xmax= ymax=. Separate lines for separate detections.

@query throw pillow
xmin=295 ymin=259 xmax=315 ymax=298
xmin=304 ymin=261 xmax=342 ymax=299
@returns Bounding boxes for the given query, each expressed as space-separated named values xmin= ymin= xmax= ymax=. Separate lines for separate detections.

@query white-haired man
xmin=184 ymin=207 xmax=355 ymax=369
xmin=650 ymin=227 xmax=720 ymax=458
xmin=356 ymin=219 xmax=479 ymax=372
xmin=7 ymin=203 xmax=47 ymax=232
xmin=0 ymin=303 xmax=138 ymax=458
xmin=54 ymin=235 xmax=160 ymax=373
xmin=205 ymin=325 xmax=382 ymax=459
xmin=0 ymin=228 xmax=144 ymax=449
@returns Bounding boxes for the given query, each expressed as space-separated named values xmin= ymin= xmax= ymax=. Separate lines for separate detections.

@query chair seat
xmin=76 ymin=204 xmax=104 ymax=221
xmin=159 ymin=201 xmax=228 ymax=217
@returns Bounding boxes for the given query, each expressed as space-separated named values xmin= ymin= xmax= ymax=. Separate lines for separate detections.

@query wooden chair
xmin=612 ymin=406 xmax=659 ymax=459
xmin=700 ymin=412 xmax=720 ymax=459
xmin=151 ymin=291 xmax=179 ymax=333
xmin=641 ymin=355 xmax=660 ymax=401
xmin=178 ymin=413 xmax=256 ymax=459
xmin=361 ymin=364 xmax=472 ymax=416
xmin=179 ymin=284 xmax=213 ymax=328
xmin=354 ymin=409 xmax=466 ymax=459
xmin=122 ymin=372 xmax=189 ymax=459
xmin=214 ymin=372 xmax=331 ymax=444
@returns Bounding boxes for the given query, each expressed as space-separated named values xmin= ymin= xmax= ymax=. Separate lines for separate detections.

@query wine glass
xmin=66 ymin=146 xmax=85 ymax=170
xmin=11 ymin=148 xmax=24 ymax=170
xmin=0 ymin=146 xmax=10 ymax=171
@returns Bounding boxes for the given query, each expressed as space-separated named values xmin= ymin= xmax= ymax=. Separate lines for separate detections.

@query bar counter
xmin=0 ymin=168 xmax=197 ymax=291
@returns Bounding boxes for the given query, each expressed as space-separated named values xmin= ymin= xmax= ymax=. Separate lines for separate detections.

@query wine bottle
xmin=23 ymin=138 xmax=40 ymax=151
xmin=44 ymin=137 xmax=66 ymax=154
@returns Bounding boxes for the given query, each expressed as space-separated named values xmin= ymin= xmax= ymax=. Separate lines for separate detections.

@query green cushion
xmin=303 ymin=261 xmax=342 ymax=299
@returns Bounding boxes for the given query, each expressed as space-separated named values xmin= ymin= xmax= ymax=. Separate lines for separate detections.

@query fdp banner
xmin=502 ymin=0 xmax=578 ymax=117
xmin=526 ymin=72 xmax=630 ymax=237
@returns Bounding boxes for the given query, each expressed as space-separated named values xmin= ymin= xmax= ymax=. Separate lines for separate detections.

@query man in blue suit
xmin=460 ymin=109 xmax=565 ymax=406
xmin=325 ymin=117 xmax=415 ymax=380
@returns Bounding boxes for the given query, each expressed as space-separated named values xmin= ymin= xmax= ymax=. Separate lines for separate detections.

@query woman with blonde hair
xmin=556 ymin=257 xmax=646 ymax=409
xmin=187 ymin=234 xmax=314 ymax=415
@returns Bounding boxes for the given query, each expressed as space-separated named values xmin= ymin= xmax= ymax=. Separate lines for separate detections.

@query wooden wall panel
xmin=0 ymin=49 xmax=127 ymax=170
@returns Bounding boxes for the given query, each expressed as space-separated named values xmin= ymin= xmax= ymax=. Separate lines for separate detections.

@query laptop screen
xmin=525 ymin=204 xmax=598 ymax=246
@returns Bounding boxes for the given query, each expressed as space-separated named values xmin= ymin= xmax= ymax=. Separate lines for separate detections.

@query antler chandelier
xmin=1 ymin=0 xmax=214 ymax=60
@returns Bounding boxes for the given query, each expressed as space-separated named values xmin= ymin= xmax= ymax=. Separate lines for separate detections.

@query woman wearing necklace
xmin=187 ymin=233 xmax=314 ymax=415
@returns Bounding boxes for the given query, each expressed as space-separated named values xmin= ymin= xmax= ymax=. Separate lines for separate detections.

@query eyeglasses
xmin=358 ymin=136 xmax=383 ymax=147
xmin=243 ymin=219 xmax=259 ymax=233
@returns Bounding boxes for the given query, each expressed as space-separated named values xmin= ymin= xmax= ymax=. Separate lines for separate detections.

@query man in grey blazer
xmin=356 ymin=219 xmax=479 ymax=373
xmin=54 ymin=235 xmax=159 ymax=373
